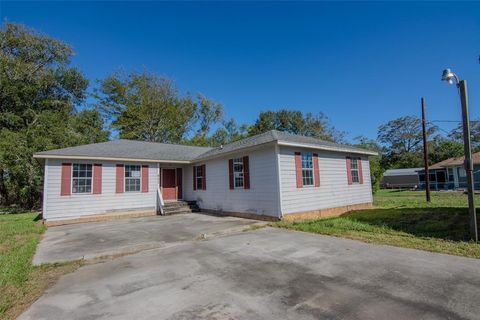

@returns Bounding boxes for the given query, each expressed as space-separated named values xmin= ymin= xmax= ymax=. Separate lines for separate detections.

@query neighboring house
xmin=417 ymin=152 xmax=480 ymax=190
xmin=381 ymin=168 xmax=422 ymax=189
xmin=417 ymin=159 xmax=450 ymax=191
xmin=33 ymin=130 xmax=377 ymax=225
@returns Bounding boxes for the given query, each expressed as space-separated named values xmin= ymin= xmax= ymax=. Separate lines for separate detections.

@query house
xmin=33 ymin=130 xmax=377 ymax=225
xmin=381 ymin=168 xmax=422 ymax=189
xmin=417 ymin=159 xmax=451 ymax=190
xmin=417 ymin=152 xmax=480 ymax=190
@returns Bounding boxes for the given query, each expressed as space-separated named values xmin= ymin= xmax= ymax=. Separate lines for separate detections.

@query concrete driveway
xmin=23 ymin=226 xmax=480 ymax=320
xmin=33 ymin=213 xmax=262 ymax=264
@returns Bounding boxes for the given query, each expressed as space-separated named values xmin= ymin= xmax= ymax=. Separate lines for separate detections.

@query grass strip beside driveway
xmin=276 ymin=190 xmax=480 ymax=259
xmin=0 ymin=212 xmax=81 ymax=320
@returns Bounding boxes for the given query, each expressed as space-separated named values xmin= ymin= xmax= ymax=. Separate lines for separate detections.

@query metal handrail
xmin=157 ymin=187 xmax=164 ymax=215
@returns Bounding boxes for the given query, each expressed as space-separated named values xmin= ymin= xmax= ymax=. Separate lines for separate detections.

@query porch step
xmin=162 ymin=201 xmax=200 ymax=216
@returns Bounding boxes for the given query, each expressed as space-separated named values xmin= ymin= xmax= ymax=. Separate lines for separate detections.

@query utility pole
xmin=421 ymin=97 xmax=431 ymax=202
xmin=459 ymin=80 xmax=478 ymax=241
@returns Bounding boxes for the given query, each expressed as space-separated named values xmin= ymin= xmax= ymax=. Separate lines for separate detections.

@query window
xmin=233 ymin=157 xmax=244 ymax=188
xmin=125 ymin=165 xmax=141 ymax=192
xmin=350 ymin=158 xmax=360 ymax=183
xmin=72 ymin=164 xmax=92 ymax=193
xmin=195 ymin=166 xmax=204 ymax=190
xmin=447 ymin=168 xmax=454 ymax=182
xmin=418 ymin=174 xmax=425 ymax=182
xmin=459 ymin=167 xmax=466 ymax=178
xmin=301 ymin=153 xmax=314 ymax=186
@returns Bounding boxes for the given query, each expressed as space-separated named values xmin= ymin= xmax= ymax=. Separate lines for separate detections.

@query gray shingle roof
xmin=34 ymin=130 xmax=377 ymax=162
xmin=34 ymin=139 xmax=213 ymax=162
xmin=274 ymin=130 xmax=376 ymax=155
xmin=194 ymin=130 xmax=377 ymax=160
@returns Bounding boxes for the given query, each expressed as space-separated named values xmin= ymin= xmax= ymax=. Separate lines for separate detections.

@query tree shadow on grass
xmin=385 ymin=189 xmax=412 ymax=193
xmin=344 ymin=207 xmax=472 ymax=242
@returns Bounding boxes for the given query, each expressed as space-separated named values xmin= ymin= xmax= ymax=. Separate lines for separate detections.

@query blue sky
xmin=2 ymin=1 xmax=480 ymax=141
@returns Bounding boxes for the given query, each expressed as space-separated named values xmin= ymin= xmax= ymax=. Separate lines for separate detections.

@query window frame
xmin=195 ymin=165 xmax=204 ymax=190
xmin=447 ymin=167 xmax=454 ymax=182
xmin=233 ymin=157 xmax=245 ymax=189
xmin=459 ymin=167 xmax=466 ymax=178
xmin=350 ymin=158 xmax=360 ymax=184
xmin=301 ymin=152 xmax=315 ymax=187
xmin=71 ymin=163 xmax=93 ymax=194
xmin=124 ymin=164 xmax=142 ymax=193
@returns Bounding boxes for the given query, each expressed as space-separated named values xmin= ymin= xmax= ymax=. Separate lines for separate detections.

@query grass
xmin=276 ymin=189 xmax=480 ymax=259
xmin=0 ymin=211 xmax=82 ymax=320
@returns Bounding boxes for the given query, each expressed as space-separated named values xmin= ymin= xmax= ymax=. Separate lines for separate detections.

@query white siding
xmin=279 ymin=146 xmax=373 ymax=215
xmin=183 ymin=146 xmax=280 ymax=218
xmin=44 ymin=159 xmax=159 ymax=221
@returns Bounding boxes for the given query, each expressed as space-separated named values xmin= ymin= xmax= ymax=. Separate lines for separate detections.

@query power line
xmin=429 ymin=120 xmax=480 ymax=123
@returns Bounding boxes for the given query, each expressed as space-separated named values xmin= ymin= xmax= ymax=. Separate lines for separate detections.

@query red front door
xmin=162 ymin=169 xmax=177 ymax=200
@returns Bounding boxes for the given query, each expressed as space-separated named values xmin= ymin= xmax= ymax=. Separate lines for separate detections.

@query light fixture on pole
xmin=441 ymin=68 xmax=478 ymax=241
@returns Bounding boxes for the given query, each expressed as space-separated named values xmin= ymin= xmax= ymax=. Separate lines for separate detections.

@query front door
xmin=162 ymin=169 xmax=177 ymax=200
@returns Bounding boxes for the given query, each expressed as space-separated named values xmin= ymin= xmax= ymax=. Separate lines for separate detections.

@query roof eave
xmin=276 ymin=141 xmax=378 ymax=156
xmin=32 ymin=154 xmax=191 ymax=164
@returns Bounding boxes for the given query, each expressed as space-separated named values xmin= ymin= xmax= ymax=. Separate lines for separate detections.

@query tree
xmin=194 ymin=93 xmax=223 ymax=139
xmin=353 ymin=136 xmax=384 ymax=193
xmin=207 ymin=118 xmax=249 ymax=146
xmin=449 ymin=119 xmax=480 ymax=152
xmin=0 ymin=22 xmax=108 ymax=208
xmin=187 ymin=94 xmax=226 ymax=146
xmin=248 ymin=109 xmax=345 ymax=142
xmin=377 ymin=116 xmax=437 ymax=169
xmin=378 ymin=116 xmax=437 ymax=154
xmin=189 ymin=117 xmax=248 ymax=147
xmin=429 ymin=137 xmax=464 ymax=164
xmin=96 ymin=71 xmax=197 ymax=143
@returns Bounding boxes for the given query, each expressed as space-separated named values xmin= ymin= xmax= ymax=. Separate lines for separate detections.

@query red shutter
xmin=141 ymin=165 xmax=149 ymax=192
xmin=202 ymin=164 xmax=206 ymax=190
xmin=116 ymin=164 xmax=124 ymax=193
xmin=228 ymin=159 xmax=234 ymax=190
xmin=346 ymin=157 xmax=353 ymax=185
xmin=193 ymin=166 xmax=197 ymax=191
xmin=294 ymin=152 xmax=303 ymax=188
xmin=93 ymin=164 xmax=102 ymax=194
xmin=243 ymin=156 xmax=250 ymax=189
xmin=176 ymin=168 xmax=183 ymax=199
xmin=358 ymin=157 xmax=364 ymax=184
xmin=60 ymin=163 xmax=72 ymax=196
xmin=313 ymin=153 xmax=320 ymax=187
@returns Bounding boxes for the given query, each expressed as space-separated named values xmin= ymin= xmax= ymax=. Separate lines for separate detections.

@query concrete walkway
xmin=33 ymin=213 xmax=263 ymax=264
xmin=23 ymin=227 xmax=480 ymax=320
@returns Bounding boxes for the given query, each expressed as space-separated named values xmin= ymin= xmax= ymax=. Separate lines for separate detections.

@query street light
xmin=441 ymin=68 xmax=478 ymax=241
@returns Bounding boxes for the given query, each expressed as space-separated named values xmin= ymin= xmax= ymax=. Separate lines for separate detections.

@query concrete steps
xmin=162 ymin=201 xmax=200 ymax=216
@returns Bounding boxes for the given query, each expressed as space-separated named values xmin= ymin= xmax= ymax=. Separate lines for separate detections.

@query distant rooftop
xmin=426 ymin=152 xmax=480 ymax=170
xmin=383 ymin=168 xmax=423 ymax=177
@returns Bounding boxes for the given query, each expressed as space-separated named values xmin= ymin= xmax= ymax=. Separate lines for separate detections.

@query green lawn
xmin=0 ymin=211 xmax=80 ymax=320
xmin=276 ymin=189 xmax=480 ymax=259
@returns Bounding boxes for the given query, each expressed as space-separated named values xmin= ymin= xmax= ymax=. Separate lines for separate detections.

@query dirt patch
xmin=2 ymin=261 xmax=83 ymax=320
